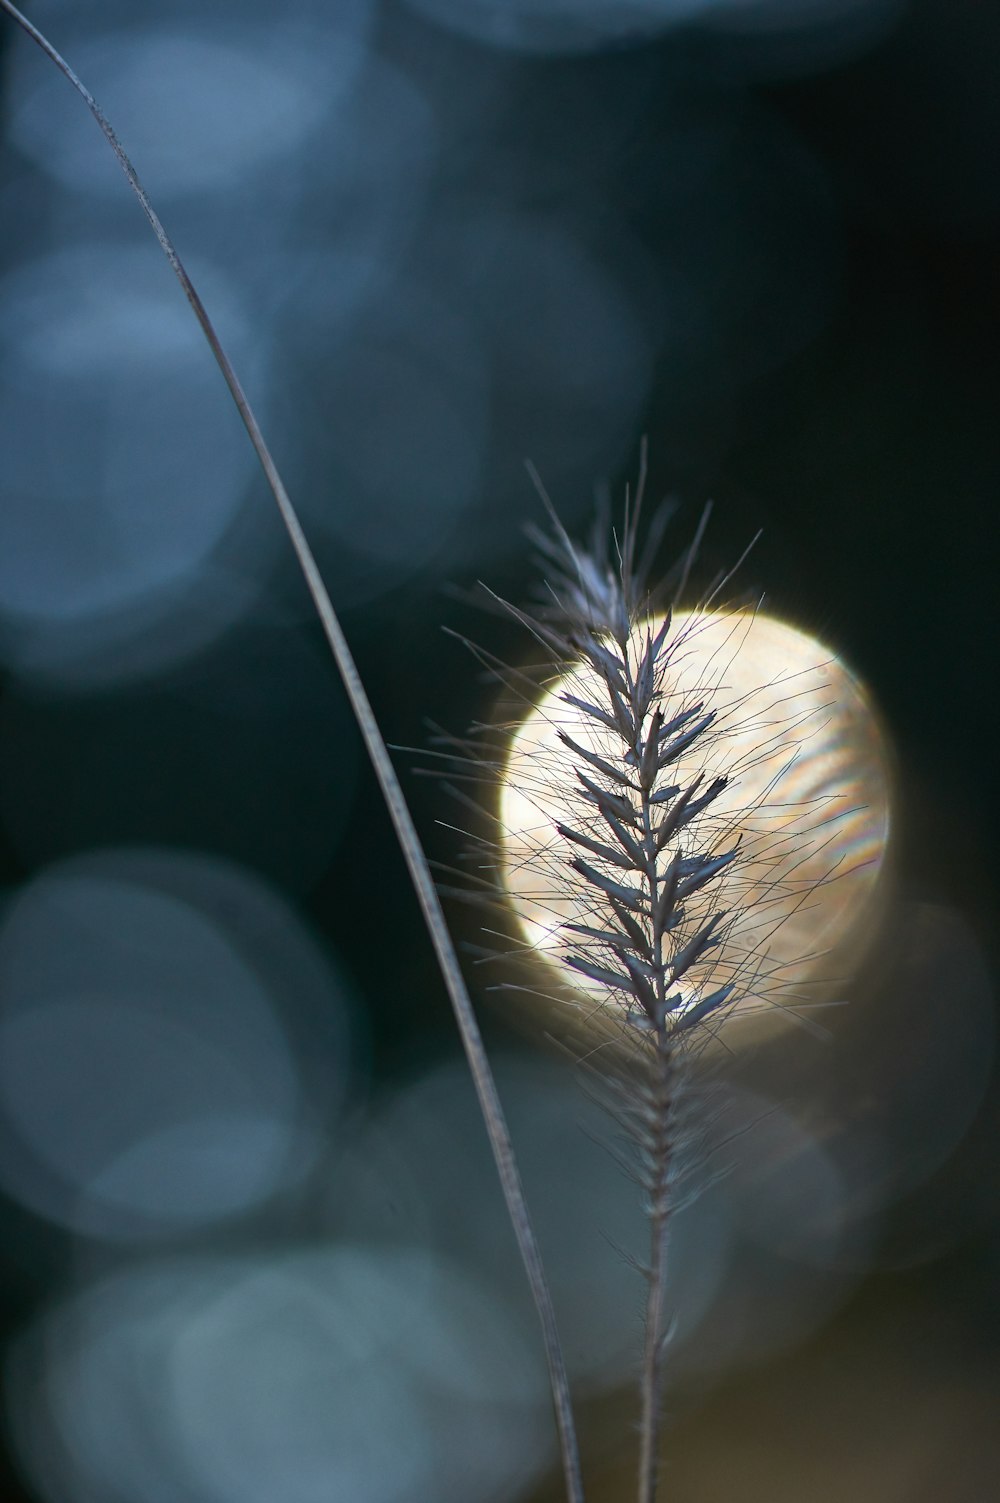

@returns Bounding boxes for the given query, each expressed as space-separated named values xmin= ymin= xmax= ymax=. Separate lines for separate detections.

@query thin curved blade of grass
xmin=0 ymin=6 xmax=585 ymax=1499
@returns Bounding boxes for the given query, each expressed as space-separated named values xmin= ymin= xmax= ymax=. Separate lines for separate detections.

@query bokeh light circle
xmin=6 ymin=1245 xmax=553 ymax=1503
xmin=499 ymin=609 xmax=893 ymax=1031
xmin=6 ymin=15 xmax=374 ymax=197
xmin=0 ymin=848 xmax=356 ymax=1240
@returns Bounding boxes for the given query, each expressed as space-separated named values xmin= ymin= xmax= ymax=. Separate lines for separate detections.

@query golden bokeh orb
xmin=498 ymin=609 xmax=893 ymax=1036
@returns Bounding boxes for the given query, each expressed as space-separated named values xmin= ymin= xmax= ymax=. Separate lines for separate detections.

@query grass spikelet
xmin=496 ymin=500 xmax=742 ymax=1503
xmin=444 ymin=462 xmax=892 ymax=1503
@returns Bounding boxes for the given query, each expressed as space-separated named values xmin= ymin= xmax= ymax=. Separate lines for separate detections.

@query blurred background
xmin=0 ymin=1 xmax=998 ymax=1499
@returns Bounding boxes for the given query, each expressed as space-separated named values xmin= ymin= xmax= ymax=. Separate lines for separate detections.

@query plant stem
xmin=637 ymin=1029 xmax=673 ymax=1503
xmin=0 ymin=6 xmax=585 ymax=1498
xmin=635 ymin=688 xmax=674 ymax=1503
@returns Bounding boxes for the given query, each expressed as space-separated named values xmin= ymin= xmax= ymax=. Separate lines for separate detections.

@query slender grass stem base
xmin=638 ymin=1032 xmax=674 ymax=1503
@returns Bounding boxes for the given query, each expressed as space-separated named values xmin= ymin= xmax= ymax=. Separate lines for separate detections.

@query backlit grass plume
xmin=494 ymin=503 xmax=891 ymax=1049
xmin=471 ymin=475 xmax=892 ymax=1503
xmin=490 ymin=496 xmax=744 ymax=1503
